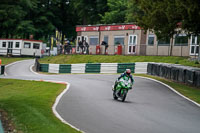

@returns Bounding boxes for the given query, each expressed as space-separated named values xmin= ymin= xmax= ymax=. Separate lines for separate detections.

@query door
xmin=8 ymin=41 xmax=13 ymax=54
xmin=82 ymin=36 xmax=88 ymax=54
xmin=128 ymin=35 xmax=137 ymax=54
xmin=190 ymin=36 xmax=199 ymax=56
xmin=76 ymin=36 xmax=88 ymax=53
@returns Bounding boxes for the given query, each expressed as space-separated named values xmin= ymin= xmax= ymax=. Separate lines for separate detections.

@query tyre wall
xmin=147 ymin=63 xmax=200 ymax=88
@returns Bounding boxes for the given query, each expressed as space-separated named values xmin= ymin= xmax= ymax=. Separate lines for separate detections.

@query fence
xmin=38 ymin=62 xmax=135 ymax=74
xmin=56 ymin=44 xmax=195 ymax=57
xmin=0 ymin=48 xmax=22 ymax=56
xmin=60 ymin=45 xmax=147 ymax=56
xmin=147 ymin=63 xmax=200 ymax=87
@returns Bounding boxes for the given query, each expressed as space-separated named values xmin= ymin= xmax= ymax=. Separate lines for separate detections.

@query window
xmin=2 ymin=42 xmax=6 ymax=47
xmin=128 ymin=35 xmax=137 ymax=54
xmin=24 ymin=42 xmax=31 ymax=48
xmin=158 ymin=37 xmax=170 ymax=46
xmin=33 ymin=43 xmax=40 ymax=49
xmin=128 ymin=35 xmax=137 ymax=46
xmin=89 ymin=36 xmax=99 ymax=45
xmin=15 ymin=42 xmax=20 ymax=48
xmin=196 ymin=46 xmax=199 ymax=54
xmin=129 ymin=35 xmax=137 ymax=45
xmin=175 ymin=34 xmax=188 ymax=46
xmin=104 ymin=36 xmax=108 ymax=44
xmin=148 ymin=35 xmax=155 ymax=45
xmin=197 ymin=36 xmax=200 ymax=44
xmin=114 ymin=36 xmax=124 ymax=45
xmin=8 ymin=42 xmax=13 ymax=48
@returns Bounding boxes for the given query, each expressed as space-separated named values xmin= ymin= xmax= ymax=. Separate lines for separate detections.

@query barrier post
xmin=72 ymin=47 xmax=76 ymax=54
xmin=96 ymin=45 xmax=100 ymax=55
xmin=117 ymin=45 xmax=122 ymax=55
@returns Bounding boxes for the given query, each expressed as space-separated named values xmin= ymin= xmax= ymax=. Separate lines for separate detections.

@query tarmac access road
xmin=1 ymin=59 xmax=200 ymax=133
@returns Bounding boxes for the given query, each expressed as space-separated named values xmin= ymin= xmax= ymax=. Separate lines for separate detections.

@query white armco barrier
xmin=71 ymin=64 xmax=86 ymax=73
xmin=48 ymin=64 xmax=60 ymax=73
xmin=101 ymin=63 xmax=118 ymax=73
xmin=135 ymin=62 xmax=148 ymax=74
xmin=39 ymin=62 xmax=148 ymax=74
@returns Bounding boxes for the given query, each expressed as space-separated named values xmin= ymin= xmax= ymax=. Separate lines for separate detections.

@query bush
xmin=195 ymin=61 xmax=199 ymax=64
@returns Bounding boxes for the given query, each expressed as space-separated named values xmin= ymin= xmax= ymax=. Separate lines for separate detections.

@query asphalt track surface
xmin=1 ymin=59 xmax=200 ymax=133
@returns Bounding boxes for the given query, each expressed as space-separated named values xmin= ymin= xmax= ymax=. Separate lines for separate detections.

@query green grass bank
xmin=0 ymin=79 xmax=80 ymax=133
xmin=39 ymin=55 xmax=200 ymax=68
xmin=0 ymin=57 xmax=32 ymax=65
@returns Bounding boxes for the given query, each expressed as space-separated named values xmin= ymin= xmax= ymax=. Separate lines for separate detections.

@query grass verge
xmin=135 ymin=74 xmax=200 ymax=104
xmin=0 ymin=79 xmax=80 ymax=133
xmin=0 ymin=57 xmax=32 ymax=65
xmin=39 ymin=55 xmax=200 ymax=68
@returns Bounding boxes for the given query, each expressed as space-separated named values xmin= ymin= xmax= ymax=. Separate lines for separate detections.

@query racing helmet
xmin=125 ymin=69 xmax=131 ymax=76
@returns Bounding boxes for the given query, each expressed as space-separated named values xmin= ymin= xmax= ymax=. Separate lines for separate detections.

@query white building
xmin=0 ymin=39 xmax=44 ymax=57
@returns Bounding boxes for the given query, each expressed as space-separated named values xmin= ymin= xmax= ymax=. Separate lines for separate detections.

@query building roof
xmin=76 ymin=23 xmax=141 ymax=32
xmin=0 ymin=39 xmax=43 ymax=42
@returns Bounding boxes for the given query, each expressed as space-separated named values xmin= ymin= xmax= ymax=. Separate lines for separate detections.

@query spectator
xmin=101 ymin=41 xmax=108 ymax=55
xmin=83 ymin=40 xmax=89 ymax=54
xmin=56 ymin=42 xmax=61 ymax=55
xmin=64 ymin=42 xmax=67 ymax=54
xmin=60 ymin=44 xmax=63 ymax=54
xmin=66 ymin=40 xmax=71 ymax=54
xmin=78 ymin=40 xmax=84 ymax=54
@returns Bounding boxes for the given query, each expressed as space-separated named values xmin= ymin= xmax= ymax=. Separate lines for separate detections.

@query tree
xmin=177 ymin=0 xmax=200 ymax=60
xmin=125 ymin=0 xmax=141 ymax=23
xmin=130 ymin=0 xmax=200 ymax=58
xmin=101 ymin=0 xmax=128 ymax=24
xmin=0 ymin=0 xmax=26 ymax=38
xmin=130 ymin=0 xmax=183 ymax=55
xmin=0 ymin=0 xmax=56 ymax=40
xmin=0 ymin=0 xmax=108 ymax=40
xmin=72 ymin=0 xmax=107 ymax=25
xmin=176 ymin=0 xmax=200 ymax=35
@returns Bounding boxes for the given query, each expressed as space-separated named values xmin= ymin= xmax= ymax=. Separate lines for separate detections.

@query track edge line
xmin=136 ymin=76 xmax=200 ymax=107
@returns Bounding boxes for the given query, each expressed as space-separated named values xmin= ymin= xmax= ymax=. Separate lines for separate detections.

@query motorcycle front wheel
xmin=113 ymin=90 xmax=118 ymax=100
xmin=122 ymin=91 xmax=127 ymax=102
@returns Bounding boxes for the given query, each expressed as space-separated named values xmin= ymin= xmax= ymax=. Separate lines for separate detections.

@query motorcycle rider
xmin=114 ymin=69 xmax=134 ymax=90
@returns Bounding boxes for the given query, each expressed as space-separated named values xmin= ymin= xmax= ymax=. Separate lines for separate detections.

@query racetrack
xmin=1 ymin=59 xmax=200 ymax=133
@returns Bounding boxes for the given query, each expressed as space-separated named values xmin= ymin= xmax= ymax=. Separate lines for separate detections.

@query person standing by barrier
xmin=83 ymin=40 xmax=89 ymax=54
xmin=64 ymin=41 xmax=67 ymax=54
xmin=101 ymin=41 xmax=108 ymax=55
xmin=56 ymin=42 xmax=61 ymax=55
xmin=66 ymin=40 xmax=71 ymax=54
xmin=78 ymin=40 xmax=83 ymax=54
xmin=60 ymin=44 xmax=63 ymax=54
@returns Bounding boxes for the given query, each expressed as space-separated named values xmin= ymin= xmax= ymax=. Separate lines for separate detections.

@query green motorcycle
xmin=112 ymin=76 xmax=132 ymax=102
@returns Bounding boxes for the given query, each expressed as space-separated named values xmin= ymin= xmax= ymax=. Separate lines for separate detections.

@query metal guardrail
xmin=57 ymin=45 xmax=147 ymax=56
